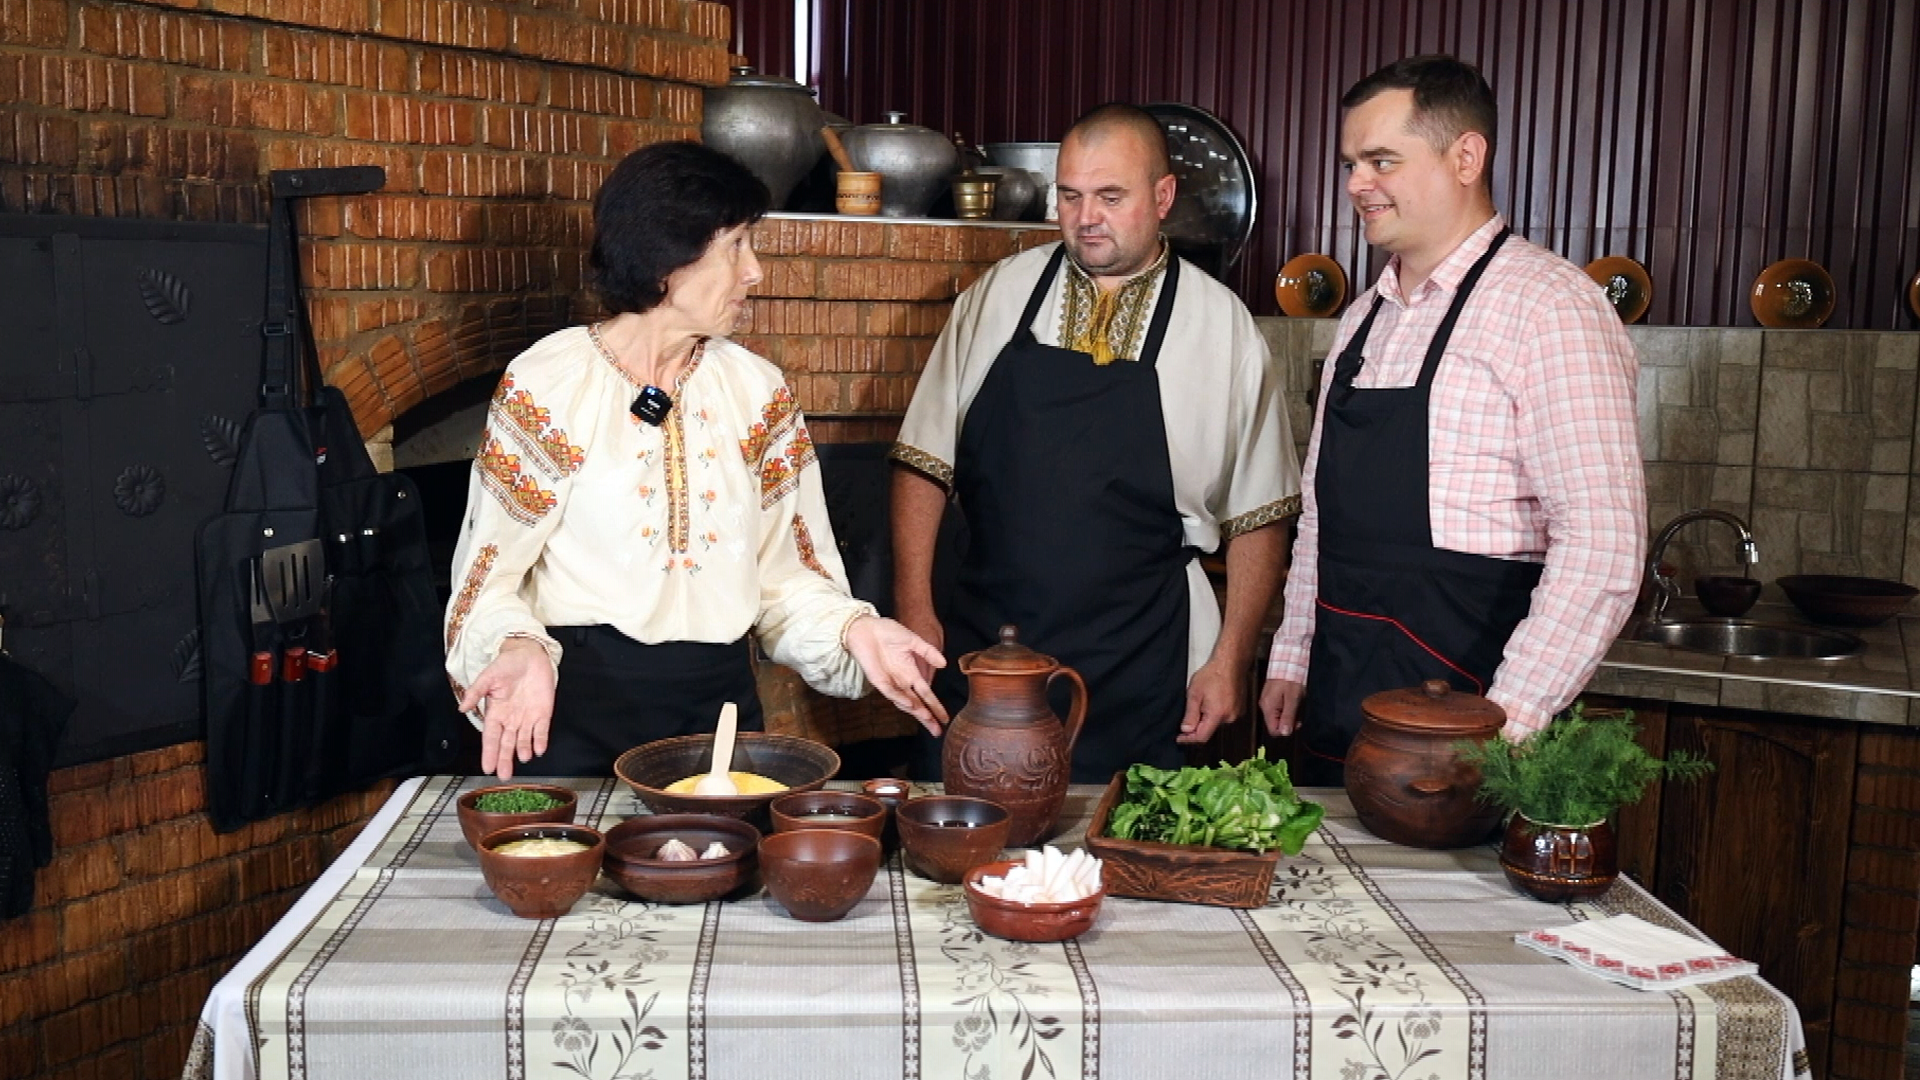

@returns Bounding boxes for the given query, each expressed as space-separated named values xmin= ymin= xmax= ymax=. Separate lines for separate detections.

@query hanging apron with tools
xmin=1298 ymin=229 xmax=1543 ymax=786
xmin=196 ymin=167 xmax=458 ymax=831
xmin=932 ymin=246 xmax=1193 ymax=784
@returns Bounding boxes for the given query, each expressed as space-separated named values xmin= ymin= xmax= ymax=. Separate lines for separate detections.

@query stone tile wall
xmin=1255 ymin=318 xmax=1920 ymax=595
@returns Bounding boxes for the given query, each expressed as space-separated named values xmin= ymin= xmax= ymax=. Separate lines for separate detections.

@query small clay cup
xmin=835 ymin=171 xmax=882 ymax=215
xmin=1694 ymin=575 xmax=1762 ymax=618
xmin=862 ymin=778 xmax=911 ymax=853
xmin=963 ymin=859 xmax=1104 ymax=942
xmin=759 ymin=828 xmax=881 ymax=922
xmin=457 ymin=784 xmax=578 ymax=851
xmin=601 ymin=814 xmax=760 ymax=904
xmin=896 ymin=795 xmax=1010 ymax=884
xmin=770 ymin=791 xmax=887 ymax=841
xmin=477 ymin=823 xmax=604 ymax=919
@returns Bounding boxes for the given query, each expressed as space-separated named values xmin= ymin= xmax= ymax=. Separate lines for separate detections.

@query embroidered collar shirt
xmin=893 ymin=241 xmax=1302 ymax=675
xmin=1265 ymin=216 xmax=1646 ymax=734
xmin=444 ymin=326 xmax=875 ymax=724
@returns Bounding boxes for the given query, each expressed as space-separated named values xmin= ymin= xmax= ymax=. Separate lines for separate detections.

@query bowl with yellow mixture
xmin=614 ymin=732 xmax=841 ymax=825
xmin=476 ymin=823 xmax=605 ymax=919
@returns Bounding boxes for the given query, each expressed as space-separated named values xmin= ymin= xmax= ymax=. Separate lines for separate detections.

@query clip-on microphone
xmin=630 ymin=385 xmax=673 ymax=426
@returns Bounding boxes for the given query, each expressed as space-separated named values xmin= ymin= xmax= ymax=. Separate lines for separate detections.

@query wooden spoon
xmin=821 ymin=126 xmax=855 ymax=173
xmin=693 ymin=702 xmax=740 ymax=796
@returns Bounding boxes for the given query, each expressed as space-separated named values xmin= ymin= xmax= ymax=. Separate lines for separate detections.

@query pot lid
xmin=1361 ymin=679 xmax=1506 ymax=736
xmin=725 ymin=66 xmax=812 ymax=92
xmin=963 ymin=625 xmax=1057 ymax=675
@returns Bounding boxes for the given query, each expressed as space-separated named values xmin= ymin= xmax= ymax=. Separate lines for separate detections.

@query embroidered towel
xmin=1516 ymin=914 xmax=1757 ymax=990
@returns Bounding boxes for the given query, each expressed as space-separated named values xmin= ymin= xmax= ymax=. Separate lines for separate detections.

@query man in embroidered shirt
xmin=891 ymin=103 xmax=1302 ymax=783
xmin=1260 ymin=56 xmax=1646 ymax=782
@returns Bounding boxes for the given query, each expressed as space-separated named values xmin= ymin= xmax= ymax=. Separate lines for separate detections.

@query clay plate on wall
xmin=1274 ymin=253 xmax=1347 ymax=317
xmin=1908 ymin=268 xmax=1920 ymax=320
xmin=1750 ymin=258 xmax=1836 ymax=328
xmin=1584 ymin=256 xmax=1652 ymax=324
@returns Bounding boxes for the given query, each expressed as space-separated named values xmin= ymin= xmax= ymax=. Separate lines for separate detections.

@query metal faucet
xmin=1645 ymin=510 xmax=1759 ymax=623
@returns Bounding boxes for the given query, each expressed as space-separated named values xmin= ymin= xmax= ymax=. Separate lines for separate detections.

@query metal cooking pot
xmin=974 ymin=166 xmax=1038 ymax=221
xmin=841 ymin=112 xmax=959 ymax=218
xmin=983 ymin=143 xmax=1059 ymax=220
xmin=700 ymin=66 xmax=824 ymax=208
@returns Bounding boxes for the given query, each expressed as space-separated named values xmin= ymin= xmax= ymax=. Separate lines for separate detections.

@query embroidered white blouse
xmin=444 ymin=326 xmax=876 ymax=720
xmin=892 ymin=242 xmax=1303 ymax=675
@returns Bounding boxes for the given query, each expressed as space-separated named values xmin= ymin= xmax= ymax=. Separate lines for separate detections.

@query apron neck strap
xmin=1019 ymin=243 xmax=1181 ymax=369
xmin=1019 ymin=245 xmax=1069 ymax=332
xmin=1414 ymin=226 xmax=1511 ymax=390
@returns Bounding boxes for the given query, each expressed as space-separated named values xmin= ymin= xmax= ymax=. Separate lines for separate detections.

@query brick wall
xmin=1831 ymin=727 xmax=1920 ymax=1080
xmin=0 ymin=745 xmax=393 ymax=1080
xmin=3 ymin=0 xmax=734 ymax=438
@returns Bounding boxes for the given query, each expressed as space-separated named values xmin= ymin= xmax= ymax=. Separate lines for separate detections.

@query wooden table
xmin=185 ymin=778 xmax=1808 ymax=1080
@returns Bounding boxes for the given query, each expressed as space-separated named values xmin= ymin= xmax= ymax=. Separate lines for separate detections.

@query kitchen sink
xmin=1631 ymin=618 xmax=1864 ymax=660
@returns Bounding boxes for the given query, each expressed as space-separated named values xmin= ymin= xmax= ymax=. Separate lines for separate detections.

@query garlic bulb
xmin=700 ymin=841 xmax=731 ymax=859
xmin=975 ymin=846 xmax=1102 ymax=904
xmin=655 ymin=838 xmax=699 ymax=861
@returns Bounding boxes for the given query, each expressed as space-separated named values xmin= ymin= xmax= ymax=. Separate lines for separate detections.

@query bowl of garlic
xmin=602 ymin=814 xmax=761 ymax=904
xmin=963 ymin=846 xmax=1106 ymax=943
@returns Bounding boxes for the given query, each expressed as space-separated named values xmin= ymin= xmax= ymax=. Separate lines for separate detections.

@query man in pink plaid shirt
xmin=1261 ymin=55 xmax=1645 ymax=784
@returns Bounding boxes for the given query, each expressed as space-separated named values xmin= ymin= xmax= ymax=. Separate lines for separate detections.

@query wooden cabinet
xmin=1591 ymin=696 xmax=1859 ymax=1080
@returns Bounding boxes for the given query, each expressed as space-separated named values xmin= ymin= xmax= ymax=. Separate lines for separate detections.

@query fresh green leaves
xmin=1454 ymin=704 xmax=1713 ymax=826
xmin=1105 ymin=750 xmax=1325 ymax=856
xmin=474 ymin=788 xmax=565 ymax=814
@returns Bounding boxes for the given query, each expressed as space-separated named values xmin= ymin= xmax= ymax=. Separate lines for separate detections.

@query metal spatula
xmin=261 ymin=538 xmax=325 ymax=624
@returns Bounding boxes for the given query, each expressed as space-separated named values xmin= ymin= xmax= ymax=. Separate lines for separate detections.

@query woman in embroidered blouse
xmin=445 ymin=141 xmax=947 ymax=779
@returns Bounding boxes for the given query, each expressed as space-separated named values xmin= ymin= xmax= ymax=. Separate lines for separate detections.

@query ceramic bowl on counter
xmin=1693 ymin=575 xmax=1762 ymax=618
xmin=770 ymin=791 xmax=888 ymax=841
xmin=895 ymin=795 xmax=1011 ymax=884
xmin=1777 ymin=575 xmax=1918 ymax=627
xmin=963 ymin=859 xmax=1104 ymax=942
xmin=456 ymin=784 xmax=578 ymax=851
xmin=476 ymin=823 xmax=605 ymax=920
xmin=613 ymin=732 xmax=840 ymax=826
xmin=759 ymin=828 xmax=882 ymax=922
xmin=601 ymin=814 xmax=760 ymax=904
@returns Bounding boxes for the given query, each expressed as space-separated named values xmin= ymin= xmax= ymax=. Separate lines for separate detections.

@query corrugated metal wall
xmin=733 ymin=0 xmax=1920 ymax=327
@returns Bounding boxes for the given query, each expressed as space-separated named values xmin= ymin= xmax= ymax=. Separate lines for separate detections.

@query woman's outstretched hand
xmin=458 ymin=637 xmax=557 ymax=779
xmin=844 ymin=615 xmax=949 ymax=736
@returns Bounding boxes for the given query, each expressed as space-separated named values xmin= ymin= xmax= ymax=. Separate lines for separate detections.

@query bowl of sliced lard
xmin=963 ymin=846 xmax=1106 ymax=942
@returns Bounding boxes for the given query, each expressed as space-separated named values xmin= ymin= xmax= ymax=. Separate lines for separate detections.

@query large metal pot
xmin=983 ymin=142 xmax=1059 ymax=220
xmin=700 ymin=66 xmax=824 ymax=208
xmin=974 ymin=166 xmax=1038 ymax=221
xmin=841 ymin=112 xmax=959 ymax=218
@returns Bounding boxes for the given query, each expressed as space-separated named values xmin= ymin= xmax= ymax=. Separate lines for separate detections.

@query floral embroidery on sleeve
xmin=491 ymin=373 xmax=585 ymax=478
xmin=477 ymin=435 xmax=558 ymax=524
xmin=740 ymin=385 xmax=815 ymax=509
xmin=739 ymin=386 xmax=799 ymax=468
xmin=792 ymin=515 xmax=832 ymax=580
xmin=446 ymin=543 xmax=499 ymax=649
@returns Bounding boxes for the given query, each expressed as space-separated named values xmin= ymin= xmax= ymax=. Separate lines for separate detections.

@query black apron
xmin=516 ymin=627 xmax=764 ymax=777
xmin=1297 ymin=229 xmax=1544 ymax=787
xmin=931 ymin=246 xmax=1192 ymax=784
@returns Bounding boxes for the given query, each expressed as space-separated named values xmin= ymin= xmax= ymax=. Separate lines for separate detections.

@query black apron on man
xmin=1296 ymin=229 xmax=1543 ymax=787
xmin=930 ymin=246 xmax=1193 ymax=785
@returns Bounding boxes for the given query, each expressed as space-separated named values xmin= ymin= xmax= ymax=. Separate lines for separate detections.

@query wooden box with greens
xmin=1084 ymin=754 xmax=1325 ymax=908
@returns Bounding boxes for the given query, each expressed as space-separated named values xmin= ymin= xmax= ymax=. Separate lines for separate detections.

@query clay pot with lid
xmin=1345 ymin=679 xmax=1507 ymax=849
xmin=941 ymin=626 xmax=1087 ymax=847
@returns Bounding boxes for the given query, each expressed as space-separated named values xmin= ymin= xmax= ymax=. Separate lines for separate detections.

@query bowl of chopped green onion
xmin=458 ymin=783 xmax=579 ymax=850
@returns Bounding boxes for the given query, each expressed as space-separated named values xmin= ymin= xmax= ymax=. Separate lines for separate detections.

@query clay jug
xmin=941 ymin=626 xmax=1087 ymax=846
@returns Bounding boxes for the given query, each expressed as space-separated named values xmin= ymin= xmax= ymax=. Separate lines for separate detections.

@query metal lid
xmin=725 ymin=66 xmax=811 ymax=92
xmin=1360 ymin=679 xmax=1506 ymax=737
xmin=961 ymin=625 xmax=1057 ymax=675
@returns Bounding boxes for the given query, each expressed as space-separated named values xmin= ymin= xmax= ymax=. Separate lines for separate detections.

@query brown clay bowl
xmin=770 ymin=791 xmax=887 ymax=841
xmin=759 ymin=828 xmax=881 ymax=922
xmin=476 ymin=823 xmax=605 ymax=920
xmin=601 ymin=814 xmax=760 ymax=904
xmin=613 ymin=732 xmax=840 ymax=826
xmin=456 ymin=784 xmax=578 ymax=851
xmin=1750 ymin=258 xmax=1836 ymax=328
xmin=1273 ymin=253 xmax=1347 ymax=317
xmin=1583 ymin=256 xmax=1652 ymax=324
xmin=1693 ymin=575 xmax=1762 ymax=618
xmin=896 ymin=796 xmax=1011 ymax=884
xmin=1777 ymin=574 xmax=1918 ymax=627
xmin=963 ymin=859 xmax=1104 ymax=942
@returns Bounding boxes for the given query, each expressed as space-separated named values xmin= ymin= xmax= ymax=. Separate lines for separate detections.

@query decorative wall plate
xmin=1908 ymin=268 xmax=1919 ymax=320
xmin=1751 ymin=258 xmax=1836 ymax=328
xmin=1583 ymin=256 xmax=1652 ymax=324
xmin=1274 ymin=253 xmax=1347 ymax=317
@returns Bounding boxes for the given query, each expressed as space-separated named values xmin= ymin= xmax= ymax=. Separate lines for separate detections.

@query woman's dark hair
xmin=589 ymin=141 xmax=771 ymax=315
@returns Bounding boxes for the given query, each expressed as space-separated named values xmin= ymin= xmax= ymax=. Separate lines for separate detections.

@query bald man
xmin=890 ymin=103 xmax=1302 ymax=783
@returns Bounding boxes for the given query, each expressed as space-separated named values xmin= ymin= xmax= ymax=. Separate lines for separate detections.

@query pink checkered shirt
xmin=1266 ymin=216 xmax=1646 ymax=735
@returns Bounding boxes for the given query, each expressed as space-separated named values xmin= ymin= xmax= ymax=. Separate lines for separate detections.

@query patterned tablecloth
xmin=186 ymin=777 xmax=1809 ymax=1080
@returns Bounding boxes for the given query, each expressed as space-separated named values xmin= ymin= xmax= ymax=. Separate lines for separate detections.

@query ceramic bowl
xmin=614 ymin=733 xmax=840 ymax=826
xmin=895 ymin=795 xmax=1011 ymax=884
xmin=1693 ymin=575 xmax=1762 ymax=618
xmin=1750 ymin=259 xmax=1836 ymax=328
xmin=1777 ymin=575 xmax=1918 ymax=627
xmin=770 ymin=791 xmax=887 ymax=841
xmin=456 ymin=784 xmax=578 ymax=851
xmin=476 ymin=823 xmax=605 ymax=919
xmin=601 ymin=814 xmax=760 ymax=904
xmin=759 ymin=828 xmax=882 ymax=922
xmin=1583 ymin=256 xmax=1653 ymax=324
xmin=963 ymin=859 xmax=1104 ymax=942
xmin=1273 ymin=253 xmax=1347 ymax=317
